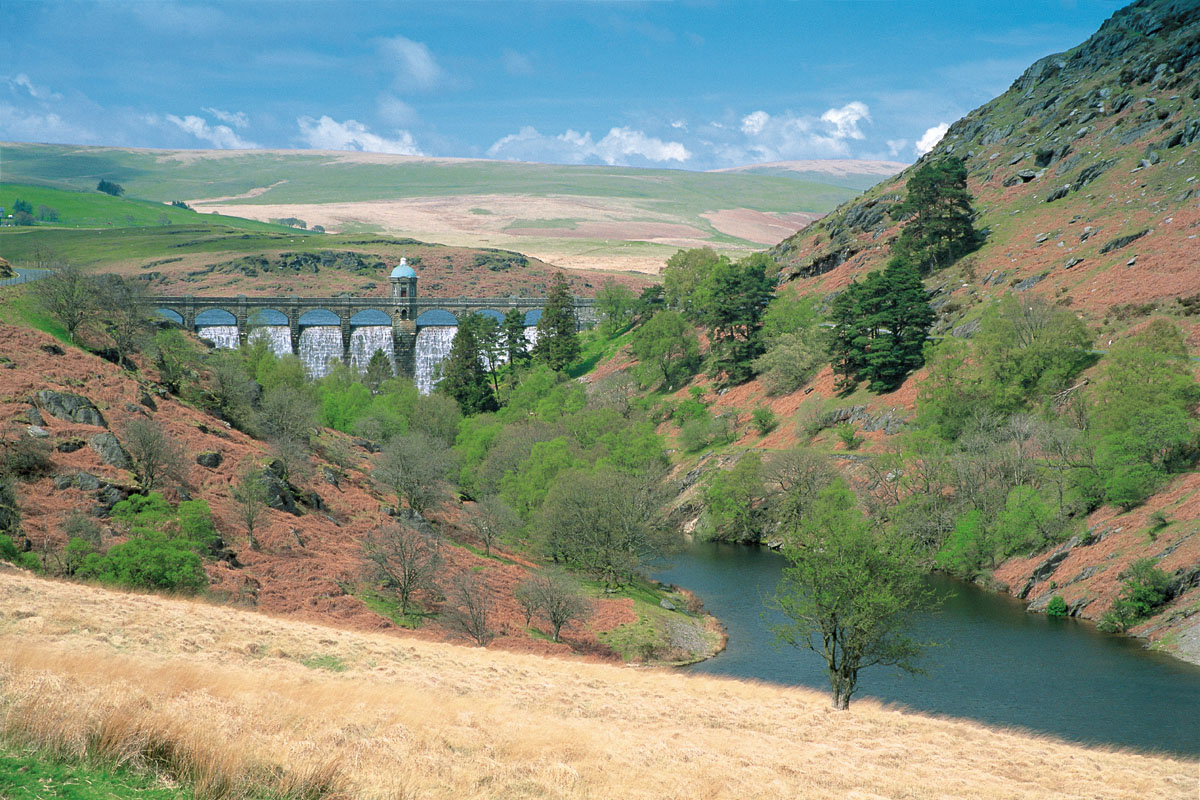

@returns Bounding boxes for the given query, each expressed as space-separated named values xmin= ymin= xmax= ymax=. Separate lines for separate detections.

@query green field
xmin=0 ymin=143 xmax=860 ymax=217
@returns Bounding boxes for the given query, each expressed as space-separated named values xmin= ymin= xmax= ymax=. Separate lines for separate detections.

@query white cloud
xmin=201 ymin=107 xmax=248 ymax=128
xmin=487 ymin=125 xmax=689 ymax=166
xmin=915 ymin=122 xmax=950 ymax=155
xmin=165 ymin=114 xmax=258 ymax=149
xmin=887 ymin=139 xmax=908 ymax=157
xmin=501 ymin=49 xmax=534 ymax=76
xmin=740 ymin=110 xmax=769 ymax=136
xmin=6 ymin=73 xmax=62 ymax=101
xmin=724 ymin=102 xmax=873 ymax=163
xmin=297 ymin=115 xmax=422 ymax=155
xmin=670 ymin=119 xmax=688 ymax=131
xmin=0 ymin=102 xmax=96 ymax=144
xmin=377 ymin=94 xmax=417 ymax=127
xmin=820 ymin=101 xmax=870 ymax=140
xmin=380 ymin=35 xmax=443 ymax=91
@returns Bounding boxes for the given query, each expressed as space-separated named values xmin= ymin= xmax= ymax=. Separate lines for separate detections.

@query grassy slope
xmin=2 ymin=570 xmax=1193 ymax=800
xmin=0 ymin=182 xmax=292 ymax=233
xmin=0 ymin=144 xmax=858 ymax=214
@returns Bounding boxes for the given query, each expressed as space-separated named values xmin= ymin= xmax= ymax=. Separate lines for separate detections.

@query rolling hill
xmin=0 ymin=145 xmax=901 ymax=272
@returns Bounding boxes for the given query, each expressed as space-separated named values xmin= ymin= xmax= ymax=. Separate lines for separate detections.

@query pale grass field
xmin=1 ymin=570 xmax=1195 ymax=800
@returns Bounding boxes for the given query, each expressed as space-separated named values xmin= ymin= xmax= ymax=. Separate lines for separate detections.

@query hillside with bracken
xmin=641 ymin=0 xmax=1200 ymax=661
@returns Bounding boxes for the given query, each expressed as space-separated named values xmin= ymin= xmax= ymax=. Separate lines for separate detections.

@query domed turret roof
xmin=390 ymin=257 xmax=416 ymax=279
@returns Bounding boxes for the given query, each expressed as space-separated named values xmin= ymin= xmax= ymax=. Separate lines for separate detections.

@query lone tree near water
xmin=770 ymin=480 xmax=933 ymax=710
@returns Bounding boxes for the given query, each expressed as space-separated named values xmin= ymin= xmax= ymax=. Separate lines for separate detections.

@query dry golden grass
xmin=1 ymin=569 xmax=1195 ymax=800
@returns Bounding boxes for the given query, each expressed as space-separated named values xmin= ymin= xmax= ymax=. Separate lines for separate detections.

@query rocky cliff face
xmin=770 ymin=0 xmax=1200 ymax=342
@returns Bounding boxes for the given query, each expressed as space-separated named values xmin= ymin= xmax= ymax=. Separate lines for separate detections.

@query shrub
xmin=0 ymin=534 xmax=39 ymax=571
xmin=835 ymin=423 xmax=863 ymax=451
xmin=1098 ymin=558 xmax=1172 ymax=632
xmin=1 ymin=436 xmax=53 ymax=480
xmin=752 ymin=407 xmax=777 ymax=435
xmin=77 ymin=531 xmax=207 ymax=593
xmin=1046 ymin=595 xmax=1068 ymax=617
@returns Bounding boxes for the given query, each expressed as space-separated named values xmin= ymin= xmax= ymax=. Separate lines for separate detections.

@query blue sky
xmin=2 ymin=0 xmax=1125 ymax=170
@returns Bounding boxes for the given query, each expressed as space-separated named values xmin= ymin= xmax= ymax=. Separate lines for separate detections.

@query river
xmin=652 ymin=540 xmax=1200 ymax=756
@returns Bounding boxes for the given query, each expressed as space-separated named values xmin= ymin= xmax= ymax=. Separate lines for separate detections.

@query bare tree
xmin=232 ymin=463 xmax=269 ymax=550
xmin=362 ymin=523 xmax=441 ymax=616
xmin=34 ymin=261 xmax=94 ymax=342
xmin=765 ymin=447 xmax=836 ymax=528
xmin=94 ymin=275 xmax=152 ymax=367
xmin=260 ymin=384 xmax=317 ymax=446
xmin=469 ymin=495 xmax=518 ymax=557
xmin=445 ymin=570 xmax=494 ymax=646
xmin=121 ymin=418 xmax=187 ymax=492
xmin=517 ymin=571 xmax=591 ymax=643
xmin=373 ymin=432 xmax=454 ymax=518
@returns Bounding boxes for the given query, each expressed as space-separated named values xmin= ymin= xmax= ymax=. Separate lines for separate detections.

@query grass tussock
xmin=0 ymin=571 xmax=1195 ymax=800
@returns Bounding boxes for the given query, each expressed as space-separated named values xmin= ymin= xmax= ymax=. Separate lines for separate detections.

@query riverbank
xmin=3 ymin=569 xmax=1193 ymax=799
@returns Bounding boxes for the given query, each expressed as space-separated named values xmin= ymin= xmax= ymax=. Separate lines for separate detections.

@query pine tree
xmin=533 ymin=273 xmax=580 ymax=371
xmin=364 ymin=348 xmax=393 ymax=395
xmin=439 ymin=315 xmax=498 ymax=415
xmin=829 ymin=258 xmax=933 ymax=393
xmin=502 ymin=308 xmax=530 ymax=368
xmin=891 ymin=156 xmax=981 ymax=274
xmin=700 ymin=256 xmax=774 ymax=386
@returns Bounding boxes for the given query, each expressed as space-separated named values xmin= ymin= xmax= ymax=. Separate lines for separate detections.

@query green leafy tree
xmin=1099 ymin=558 xmax=1173 ymax=632
xmin=752 ymin=331 xmax=826 ymax=396
xmin=595 ymin=278 xmax=636 ymax=335
xmin=630 ymin=310 xmax=700 ymax=390
xmin=663 ymin=247 xmax=725 ymax=318
xmin=440 ymin=314 xmax=499 ymax=415
xmin=533 ymin=273 xmax=580 ymax=371
xmin=703 ymin=453 xmax=765 ymax=542
xmin=97 ymin=180 xmax=125 ymax=197
xmin=890 ymin=156 xmax=981 ymax=274
xmin=770 ymin=481 xmax=932 ymax=709
xmin=150 ymin=328 xmax=202 ymax=395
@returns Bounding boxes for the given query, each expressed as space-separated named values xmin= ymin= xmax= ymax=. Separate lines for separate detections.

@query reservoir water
xmin=653 ymin=540 xmax=1200 ymax=756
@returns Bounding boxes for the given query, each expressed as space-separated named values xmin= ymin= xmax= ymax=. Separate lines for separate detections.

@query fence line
xmin=0 ymin=268 xmax=53 ymax=287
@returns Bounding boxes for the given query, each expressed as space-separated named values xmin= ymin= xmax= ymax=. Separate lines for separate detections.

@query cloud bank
xmin=915 ymin=122 xmax=950 ymax=155
xmin=487 ymin=126 xmax=690 ymax=166
xmin=297 ymin=115 xmax=422 ymax=155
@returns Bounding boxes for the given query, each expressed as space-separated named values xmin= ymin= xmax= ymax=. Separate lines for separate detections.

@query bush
xmin=1 ymin=436 xmax=54 ymax=480
xmin=97 ymin=180 xmax=124 ymax=197
xmin=679 ymin=413 xmax=734 ymax=453
xmin=751 ymin=407 xmax=777 ymax=435
xmin=752 ymin=332 xmax=825 ymax=395
xmin=77 ymin=531 xmax=207 ymax=593
xmin=1046 ymin=595 xmax=1068 ymax=617
xmin=835 ymin=423 xmax=863 ymax=451
xmin=1098 ymin=558 xmax=1172 ymax=632
xmin=0 ymin=534 xmax=39 ymax=571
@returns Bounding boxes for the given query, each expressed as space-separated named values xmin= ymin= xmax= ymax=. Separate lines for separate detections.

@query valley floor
xmin=1 ymin=568 xmax=1194 ymax=800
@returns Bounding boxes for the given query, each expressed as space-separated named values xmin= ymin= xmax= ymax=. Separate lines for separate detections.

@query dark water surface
xmin=652 ymin=540 xmax=1200 ymax=756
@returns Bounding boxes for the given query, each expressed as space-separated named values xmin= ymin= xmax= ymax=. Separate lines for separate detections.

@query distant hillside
xmin=769 ymin=0 xmax=1200 ymax=342
xmin=0 ymin=144 xmax=869 ymax=273
xmin=712 ymin=159 xmax=908 ymax=190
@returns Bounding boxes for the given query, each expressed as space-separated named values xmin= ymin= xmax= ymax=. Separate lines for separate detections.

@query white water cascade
xmin=350 ymin=326 xmax=395 ymax=373
xmin=248 ymin=326 xmax=292 ymax=357
xmin=415 ymin=327 xmax=457 ymax=395
xmin=196 ymin=326 xmax=239 ymax=349
xmin=299 ymin=327 xmax=343 ymax=378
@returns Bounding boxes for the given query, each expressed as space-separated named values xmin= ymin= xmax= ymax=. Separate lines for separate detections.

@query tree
xmin=533 ymin=273 xmax=580 ymax=371
xmin=703 ymin=453 xmax=765 ymax=542
xmin=630 ymin=310 xmax=700 ymax=390
xmin=12 ymin=199 xmax=32 ymax=214
xmin=770 ymin=481 xmax=932 ymax=710
xmin=698 ymin=256 xmax=774 ymax=386
xmin=663 ymin=247 xmax=724 ymax=318
xmin=439 ymin=313 xmax=499 ymax=415
xmin=445 ymin=570 xmax=495 ymax=646
xmin=97 ymin=180 xmax=125 ymax=197
xmin=765 ymin=447 xmax=836 ymax=529
xmin=361 ymin=523 xmax=441 ymax=616
xmin=536 ymin=468 xmax=665 ymax=587
xmin=121 ymin=418 xmax=187 ymax=493
xmin=34 ymin=262 xmax=94 ymax=342
xmin=890 ymin=156 xmax=981 ymax=274
xmin=260 ymin=384 xmax=317 ymax=446
xmin=150 ymin=328 xmax=202 ymax=395
xmin=829 ymin=258 xmax=934 ymax=393
xmin=501 ymin=308 xmax=530 ymax=369
xmin=595 ymin=279 xmax=636 ymax=334
xmin=373 ymin=432 xmax=454 ymax=517
xmin=94 ymin=275 xmax=151 ymax=367
xmin=232 ymin=463 xmax=269 ymax=551
xmin=752 ymin=331 xmax=826 ymax=396
xmin=469 ymin=495 xmax=518 ymax=557
xmin=516 ymin=571 xmax=591 ymax=642
xmin=363 ymin=348 xmax=394 ymax=395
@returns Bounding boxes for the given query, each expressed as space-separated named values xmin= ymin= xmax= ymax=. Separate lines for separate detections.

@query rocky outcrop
xmin=196 ymin=451 xmax=223 ymax=469
xmin=88 ymin=432 xmax=130 ymax=469
xmin=36 ymin=390 xmax=107 ymax=428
